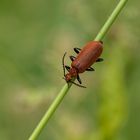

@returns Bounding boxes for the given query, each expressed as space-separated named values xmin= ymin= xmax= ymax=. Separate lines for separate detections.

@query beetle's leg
xmin=77 ymin=74 xmax=82 ymax=84
xmin=69 ymin=56 xmax=76 ymax=61
xmin=65 ymin=65 xmax=70 ymax=72
xmin=96 ymin=58 xmax=104 ymax=62
xmin=74 ymin=48 xmax=81 ymax=54
xmin=70 ymin=80 xmax=86 ymax=88
xmin=86 ymin=67 xmax=95 ymax=71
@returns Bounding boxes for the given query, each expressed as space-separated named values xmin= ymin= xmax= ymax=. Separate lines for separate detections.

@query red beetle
xmin=62 ymin=41 xmax=103 ymax=88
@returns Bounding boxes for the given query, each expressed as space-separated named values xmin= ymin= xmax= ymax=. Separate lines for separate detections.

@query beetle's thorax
xmin=65 ymin=67 xmax=78 ymax=82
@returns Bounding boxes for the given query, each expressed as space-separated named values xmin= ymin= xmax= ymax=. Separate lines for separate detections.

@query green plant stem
xmin=94 ymin=0 xmax=128 ymax=41
xmin=28 ymin=83 xmax=72 ymax=140
xmin=28 ymin=0 xmax=128 ymax=140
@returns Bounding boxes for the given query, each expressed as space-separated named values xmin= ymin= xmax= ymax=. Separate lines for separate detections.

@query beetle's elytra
xmin=62 ymin=41 xmax=103 ymax=88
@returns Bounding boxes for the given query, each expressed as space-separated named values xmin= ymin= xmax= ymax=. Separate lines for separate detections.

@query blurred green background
xmin=0 ymin=0 xmax=139 ymax=140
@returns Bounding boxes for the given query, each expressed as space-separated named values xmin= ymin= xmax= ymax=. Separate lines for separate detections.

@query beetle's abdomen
xmin=71 ymin=41 xmax=103 ymax=73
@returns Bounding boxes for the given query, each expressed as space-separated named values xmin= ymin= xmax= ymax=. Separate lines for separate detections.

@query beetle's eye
xmin=100 ymin=41 xmax=103 ymax=44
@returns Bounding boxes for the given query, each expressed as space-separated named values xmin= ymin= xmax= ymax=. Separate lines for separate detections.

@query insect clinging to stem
xmin=62 ymin=41 xmax=104 ymax=88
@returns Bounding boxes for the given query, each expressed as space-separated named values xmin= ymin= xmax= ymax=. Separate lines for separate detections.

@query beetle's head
xmin=64 ymin=73 xmax=72 ymax=82
xmin=63 ymin=73 xmax=86 ymax=88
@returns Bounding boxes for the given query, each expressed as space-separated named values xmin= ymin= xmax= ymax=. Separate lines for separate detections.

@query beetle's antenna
xmin=62 ymin=52 xmax=67 ymax=77
xmin=70 ymin=80 xmax=86 ymax=88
